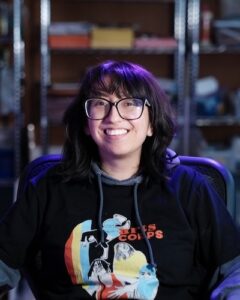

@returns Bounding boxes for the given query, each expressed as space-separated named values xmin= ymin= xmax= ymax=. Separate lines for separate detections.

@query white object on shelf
xmin=195 ymin=76 xmax=219 ymax=97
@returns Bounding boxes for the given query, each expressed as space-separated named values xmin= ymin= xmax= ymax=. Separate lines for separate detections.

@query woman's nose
xmin=105 ymin=104 xmax=122 ymax=122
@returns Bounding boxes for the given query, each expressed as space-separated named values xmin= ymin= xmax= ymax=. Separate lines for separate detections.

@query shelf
xmin=48 ymin=84 xmax=79 ymax=96
xmin=50 ymin=46 xmax=178 ymax=55
xmin=50 ymin=0 xmax=176 ymax=2
xmin=196 ymin=116 xmax=240 ymax=127
xmin=200 ymin=44 xmax=240 ymax=54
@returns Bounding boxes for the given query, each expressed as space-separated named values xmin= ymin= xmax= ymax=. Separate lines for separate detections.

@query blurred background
xmin=1 ymin=0 xmax=240 ymax=298
xmin=0 ymin=0 xmax=240 ymax=292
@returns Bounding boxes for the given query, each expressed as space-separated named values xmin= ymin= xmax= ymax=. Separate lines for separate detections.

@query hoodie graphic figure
xmin=64 ymin=213 xmax=159 ymax=299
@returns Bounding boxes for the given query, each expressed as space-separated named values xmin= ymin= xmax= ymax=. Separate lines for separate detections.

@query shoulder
xmin=29 ymin=164 xmax=61 ymax=185
xmin=167 ymin=164 xmax=217 ymax=211
xmin=168 ymin=164 xmax=229 ymax=224
xmin=17 ymin=162 xmax=65 ymax=197
xmin=20 ymin=162 xmax=90 ymax=195
xmin=169 ymin=164 xmax=206 ymax=188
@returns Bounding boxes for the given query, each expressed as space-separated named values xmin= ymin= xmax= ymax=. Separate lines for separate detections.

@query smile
xmin=104 ymin=129 xmax=128 ymax=136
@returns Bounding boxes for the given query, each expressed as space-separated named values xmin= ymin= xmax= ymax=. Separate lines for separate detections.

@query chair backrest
xmin=18 ymin=153 xmax=236 ymax=221
xmin=17 ymin=154 xmax=62 ymax=197
xmin=179 ymin=155 xmax=236 ymax=221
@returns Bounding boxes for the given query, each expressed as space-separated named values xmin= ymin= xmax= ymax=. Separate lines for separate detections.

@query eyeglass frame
xmin=84 ymin=97 xmax=151 ymax=120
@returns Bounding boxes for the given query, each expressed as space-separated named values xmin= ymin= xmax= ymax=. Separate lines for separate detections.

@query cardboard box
xmin=49 ymin=22 xmax=92 ymax=35
xmin=49 ymin=34 xmax=90 ymax=49
xmin=91 ymin=27 xmax=134 ymax=49
xmin=134 ymin=36 xmax=177 ymax=49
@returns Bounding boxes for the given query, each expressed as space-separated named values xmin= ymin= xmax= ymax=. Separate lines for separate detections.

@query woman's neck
xmin=100 ymin=159 xmax=140 ymax=180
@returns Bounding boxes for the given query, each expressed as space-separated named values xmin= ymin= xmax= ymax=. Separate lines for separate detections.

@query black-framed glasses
xmin=84 ymin=97 xmax=151 ymax=120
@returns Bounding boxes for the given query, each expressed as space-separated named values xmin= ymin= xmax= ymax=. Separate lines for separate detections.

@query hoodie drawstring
xmin=133 ymin=182 xmax=157 ymax=269
xmin=92 ymin=149 xmax=179 ymax=272
xmin=97 ymin=173 xmax=105 ymax=243
xmin=96 ymin=168 xmax=157 ymax=269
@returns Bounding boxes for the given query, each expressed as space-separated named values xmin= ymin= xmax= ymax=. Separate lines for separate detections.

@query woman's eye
xmin=125 ymin=99 xmax=142 ymax=107
xmin=124 ymin=100 xmax=135 ymax=107
xmin=94 ymin=100 xmax=106 ymax=106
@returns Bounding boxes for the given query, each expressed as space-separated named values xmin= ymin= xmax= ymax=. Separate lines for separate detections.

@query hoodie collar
xmin=91 ymin=162 xmax=143 ymax=186
xmin=91 ymin=147 xmax=180 ymax=185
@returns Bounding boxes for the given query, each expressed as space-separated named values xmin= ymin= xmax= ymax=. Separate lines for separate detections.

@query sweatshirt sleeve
xmin=0 ymin=260 xmax=20 ymax=291
xmin=188 ymin=174 xmax=240 ymax=268
xmin=210 ymin=255 xmax=240 ymax=300
xmin=188 ymin=172 xmax=240 ymax=298
xmin=177 ymin=167 xmax=240 ymax=298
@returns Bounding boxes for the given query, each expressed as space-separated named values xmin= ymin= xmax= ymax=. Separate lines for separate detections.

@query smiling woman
xmin=63 ymin=60 xmax=175 ymax=181
xmin=0 ymin=61 xmax=240 ymax=300
xmin=84 ymin=90 xmax=153 ymax=179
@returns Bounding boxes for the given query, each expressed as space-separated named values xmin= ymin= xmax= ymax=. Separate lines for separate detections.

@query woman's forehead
xmin=90 ymin=78 xmax=131 ymax=97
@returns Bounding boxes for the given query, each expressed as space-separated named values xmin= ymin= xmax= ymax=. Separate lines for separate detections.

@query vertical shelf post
xmin=174 ymin=0 xmax=189 ymax=154
xmin=186 ymin=0 xmax=200 ymax=141
xmin=13 ymin=0 xmax=23 ymax=178
xmin=174 ymin=0 xmax=187 ymax=117
xmin=187 ymin=0 xmax=200 ymax=101
xmin=40 ymin=0 xmax=50 ymax=154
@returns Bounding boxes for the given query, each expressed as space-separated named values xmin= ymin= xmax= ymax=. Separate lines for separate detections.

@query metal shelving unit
xmin=187 ymin=0 xmax=240 ymax=128
xmin=186 ymin=0 xmax=240 ymax=209
xmin=40 ymin=0 xmax=187 ymax=154
xmin=0 ymin=0 xmax=24 ymax=181
xmin=0 ymin=0 xmax=24 ymax=214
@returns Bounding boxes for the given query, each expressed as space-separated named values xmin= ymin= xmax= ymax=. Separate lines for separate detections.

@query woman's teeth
xmin=105 ymin=129 xmax=128 ymax=136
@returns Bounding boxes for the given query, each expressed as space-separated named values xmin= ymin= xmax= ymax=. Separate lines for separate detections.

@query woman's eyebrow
xmin=90 ymin=90 xmax=108 ymax=97
xmin=90 ymin=88 xmax=131 ymax=98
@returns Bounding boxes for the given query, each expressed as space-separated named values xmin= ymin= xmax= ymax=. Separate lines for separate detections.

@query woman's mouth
xmin=104 ymin=129 xmax=128 ymax=136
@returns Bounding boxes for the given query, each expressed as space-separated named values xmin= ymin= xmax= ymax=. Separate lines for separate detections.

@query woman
xmin=0 ymin=60 xmax=240 ymax=299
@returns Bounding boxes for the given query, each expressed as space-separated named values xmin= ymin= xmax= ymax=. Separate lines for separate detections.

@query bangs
xmin=87 ymin=66 xmax=147 ymax=99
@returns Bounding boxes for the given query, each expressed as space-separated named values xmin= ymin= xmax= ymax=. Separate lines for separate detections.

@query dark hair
xmin=61 ymin=60 xmax=176 ymax=181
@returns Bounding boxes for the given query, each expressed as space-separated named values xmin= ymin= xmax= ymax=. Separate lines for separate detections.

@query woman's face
xmin=85 ymin=92 xmax=152 ymax=166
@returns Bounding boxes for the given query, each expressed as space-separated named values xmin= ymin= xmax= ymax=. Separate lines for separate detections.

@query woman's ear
xmin=147 ymin=124 xmax=153 ymax=137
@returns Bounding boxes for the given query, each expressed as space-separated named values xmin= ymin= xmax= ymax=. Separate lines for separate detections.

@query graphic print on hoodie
xmin=64 ymin=213 xmax=160 ymax=299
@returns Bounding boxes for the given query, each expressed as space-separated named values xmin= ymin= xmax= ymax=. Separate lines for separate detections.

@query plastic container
xmin=201 ymin=4 xmax=214 ymax=45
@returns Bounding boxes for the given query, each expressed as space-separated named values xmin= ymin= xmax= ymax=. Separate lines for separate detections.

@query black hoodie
xmin=0 ymin=160 xmax=240 ymax=299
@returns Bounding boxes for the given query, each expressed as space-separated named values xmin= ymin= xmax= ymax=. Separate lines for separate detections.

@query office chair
xmin=179 ymin=155 xmax=236 ymax=221
xmin=9 ymin=153 xmax=237 ymax=300
xmin=17 ymin=153 xmax=236 ymax=221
